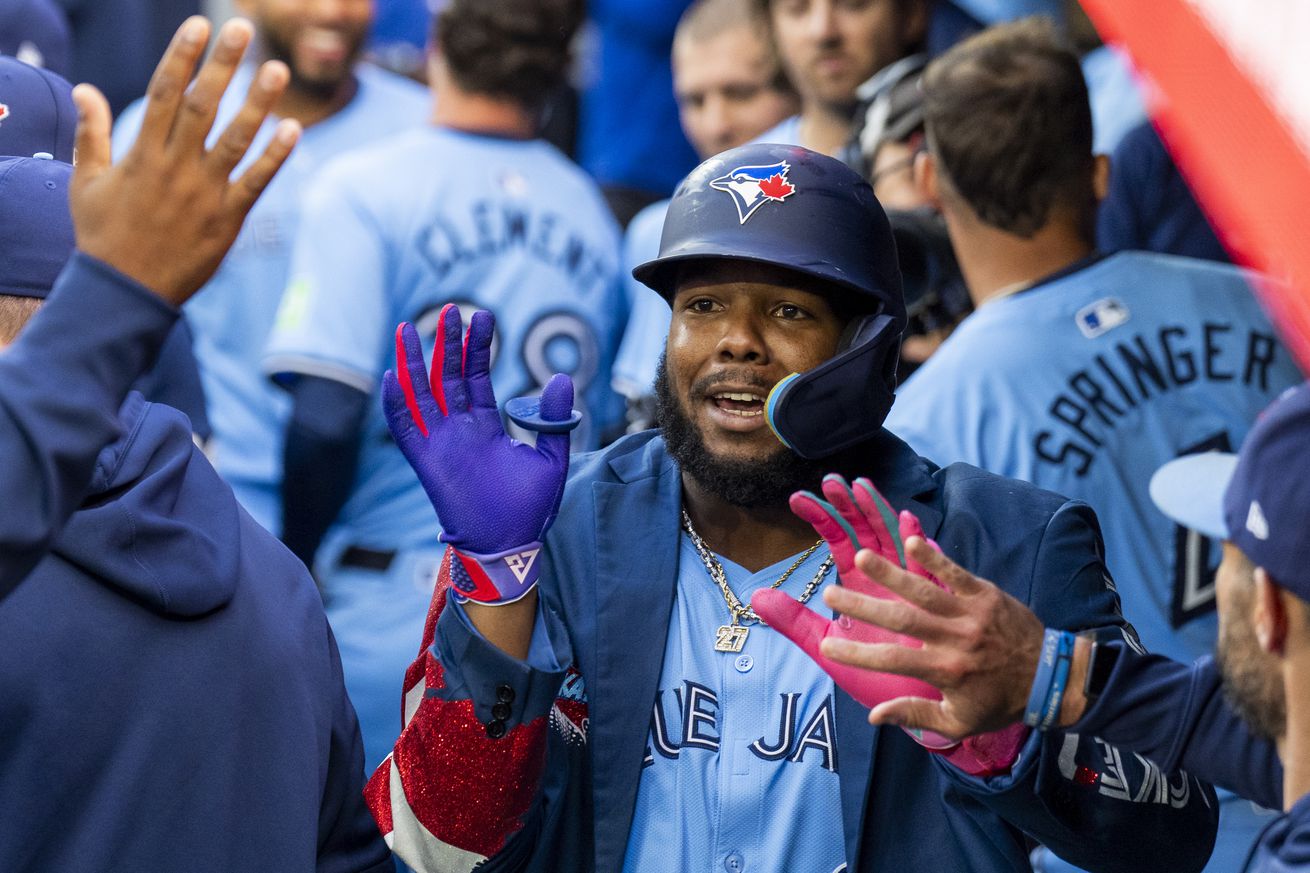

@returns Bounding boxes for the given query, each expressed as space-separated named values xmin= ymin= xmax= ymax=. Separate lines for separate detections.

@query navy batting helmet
xmin=632 ymin=143 xmax=907 ymax=459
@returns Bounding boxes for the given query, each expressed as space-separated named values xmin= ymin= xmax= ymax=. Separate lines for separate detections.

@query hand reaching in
xmin=70 ymin=16 xmax=300 ymax=306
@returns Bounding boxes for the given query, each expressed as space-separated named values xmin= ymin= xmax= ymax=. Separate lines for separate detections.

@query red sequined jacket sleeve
xmin=363 ymin=548 xmax=579 ymax=871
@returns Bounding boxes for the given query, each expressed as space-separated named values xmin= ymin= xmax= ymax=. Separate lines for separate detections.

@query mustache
xmin=690 ymin=370 xmax=777 ymax=400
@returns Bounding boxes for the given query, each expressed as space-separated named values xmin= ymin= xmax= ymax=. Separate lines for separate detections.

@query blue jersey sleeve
xmin=264 ymin=161 xmax=391 ymax=394
xmin=0 ymin=253 xmax=178 ymax=596
xmin=1075 ymin=645 xmax=1282 ymax=810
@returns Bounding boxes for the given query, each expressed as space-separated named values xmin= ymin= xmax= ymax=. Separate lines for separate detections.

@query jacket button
xmin=491 ymin=702 xmax=512 ymax=721
xmin=496 ymin=684 xmax=516 ymax=704
xmin=486 ymin=720 xmax=507 ymax=739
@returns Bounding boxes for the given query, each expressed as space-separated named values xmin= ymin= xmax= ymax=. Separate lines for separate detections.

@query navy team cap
xmin=0 ymin=155 xmax=74 ymax=299
xmin=0 ymin=55 xmax=76 ymax=162
xmin=0 ymin=0 xmax=71 ymax=77
xmin=1150 ymin=382 xmax=1310 ymax=599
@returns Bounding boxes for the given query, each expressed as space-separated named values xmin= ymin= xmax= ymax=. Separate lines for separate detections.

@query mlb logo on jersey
xmin=710 ymin=160 xmax=796 ymax=224
xmin=1075 ymin=297 xmax=1131 ymax=338
xmin=0 ymin=104 xmax=9 ymax=125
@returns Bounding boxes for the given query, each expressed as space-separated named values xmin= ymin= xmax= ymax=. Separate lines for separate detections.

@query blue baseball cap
xmin=0 ymin=0 xmax=71 ymax=77
xmin=0 ymin=155 xmax=74 ymax=299
xmin=0 ymin=55 xmax=76 ymax=162
xmin=1150 ymin=383 xmax=1310 ymax=599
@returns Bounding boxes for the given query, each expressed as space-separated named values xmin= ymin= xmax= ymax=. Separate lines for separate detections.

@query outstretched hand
xmin=382 ymin=305 xmax=576 ymax=606
xmin=70 ymin=16 xmax=300 ymax=306
xmin=753 ymin=476 xmax=957 ymax=748
xmin=819 ymin=538 xmax=1045 ymax=740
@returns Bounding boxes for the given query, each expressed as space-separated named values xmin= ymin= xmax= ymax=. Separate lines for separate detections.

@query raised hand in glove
xmin=382 ymin=304 xmax=579 ymax=606
xmin=753 ymin=475 xmax=1028 ymax=776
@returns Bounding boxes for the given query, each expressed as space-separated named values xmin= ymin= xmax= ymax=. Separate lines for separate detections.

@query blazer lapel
xmin=588 ymin=449 xmax=682 ymax=873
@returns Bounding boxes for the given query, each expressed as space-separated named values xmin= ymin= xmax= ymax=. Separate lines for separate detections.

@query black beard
xmin=654 ymin=354 xmax=833 ymax=508
xmin=260 ymin=28 xmax=360 ymax=102
xmin=1217 ymin=607 xmax=1287 ymax=742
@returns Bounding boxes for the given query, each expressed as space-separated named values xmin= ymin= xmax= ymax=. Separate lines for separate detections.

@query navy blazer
xmin=437 ymin=429 xmax=1219 ymax=872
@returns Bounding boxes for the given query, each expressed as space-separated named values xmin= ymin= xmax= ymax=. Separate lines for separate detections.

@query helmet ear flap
xmin=765 ymin=313 xmax=902 ymax=459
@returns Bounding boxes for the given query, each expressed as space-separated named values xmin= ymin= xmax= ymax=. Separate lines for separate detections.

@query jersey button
xmin=496 ymin=684 xmax=516 ymax=704
xmin=724 ymin=851 xmax=745 ymax=872
xmin=491 ymin=702 xmax=512 ymax=721
xmin=734 ymin=654 xmax=753 ymax=673
xmin=485 ymin=720 xmax=507 ymax=739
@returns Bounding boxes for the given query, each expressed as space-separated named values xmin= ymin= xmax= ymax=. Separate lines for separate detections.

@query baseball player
xmin=884 ymin=20 xmax=1303 ymax=871
xmin=0 ymin=19 xmax=388 ymax=870
xmin=363 ymin=141 xmax=1218 ymax=872
xmin=111 ymin=0 xmax=428 ymax=535
xmin=613 ymin=0 xmax=799 ymax=428
xmin=818 ymin=380 xmax=1310 ymax=873
xmin=752 ymin=0 xmax=928 ymax=156
xmin=262 ymin=0 xmax=624 ymax=775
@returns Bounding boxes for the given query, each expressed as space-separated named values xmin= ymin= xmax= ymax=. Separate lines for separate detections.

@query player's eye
xmin=772 ymin=303 xmax=809 ymax=320
xmin=724 ymin=85 xmax=763 ymax=103
xmin=686 ymin=297 xmax=720 ymax=314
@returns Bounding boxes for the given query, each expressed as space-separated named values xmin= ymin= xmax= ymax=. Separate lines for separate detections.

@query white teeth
xmin=303 ymin=29 xmax=345 ymax=51
xmin=714 ymin=392 xmax=763 ymax=402
xmin=722 ymin=408 xmax=763 ymax=417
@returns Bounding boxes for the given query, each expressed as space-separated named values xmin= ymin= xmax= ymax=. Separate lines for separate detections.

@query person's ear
xmin=1092 ymin=154 xmax=1111 ymax=203
xmin=1253 ymin=567 xmax=1290 ymax=656
xmin=902 ymin=0 xmax=931 ymax=50
xmin=913 ymin=150 xmax=940 ymax=209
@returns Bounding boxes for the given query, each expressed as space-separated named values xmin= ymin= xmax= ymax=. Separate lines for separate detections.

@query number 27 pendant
xmin=715 ymin=624 xmax=749 ymax=653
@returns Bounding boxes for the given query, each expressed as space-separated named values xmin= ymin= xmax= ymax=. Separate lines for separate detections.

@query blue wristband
xmin=1040 ymin=632 xmax=1076 ymax=730
xmin=1024 ymin=629 xmax=1075 ymax=729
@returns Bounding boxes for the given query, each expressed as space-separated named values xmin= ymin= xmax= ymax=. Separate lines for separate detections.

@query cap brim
xmin=632 ymin=245 xmax=880 ymax=303
xmin=1148 ymin=452 xmax=1238 ymax=540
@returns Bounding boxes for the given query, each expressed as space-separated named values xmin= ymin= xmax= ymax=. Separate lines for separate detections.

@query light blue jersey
xmin=265 ymin=126 xmax=626 ymax=554
xmin=613 ymin=199 xmax=670 ymax=400
xmin=887 ymin=250 xmax=1301 ymax=873
xmin=753 ymin=115 xmax=802 ymax=147
xmin=623 ymin=536 xmax=845 ymax=873
xmin=112 ymin=64 xmax=429 ymax=532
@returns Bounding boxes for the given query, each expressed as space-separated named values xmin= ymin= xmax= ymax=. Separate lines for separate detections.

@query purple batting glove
xmin=381 ymin=304 xmax=577 ymax=605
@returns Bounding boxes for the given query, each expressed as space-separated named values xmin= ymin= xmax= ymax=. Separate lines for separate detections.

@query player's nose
xmin=702 ymin=95 xmax=736 ymax=153
xmin=714 ymin=308 xmax=768 ymax=364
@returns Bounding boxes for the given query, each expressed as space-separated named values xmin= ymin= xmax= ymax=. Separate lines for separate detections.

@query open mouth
xmin=300 ymin=27 xmax=350 ymax=64
xmin=711 ymin=391 xmax=766 ymax=418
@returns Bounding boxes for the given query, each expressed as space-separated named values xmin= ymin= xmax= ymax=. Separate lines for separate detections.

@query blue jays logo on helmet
xmin=709 ymin=160 xmax=796 ymax=224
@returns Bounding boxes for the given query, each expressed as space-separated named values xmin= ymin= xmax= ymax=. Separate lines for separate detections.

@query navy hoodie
xmin=0 ymin=255 xmax=390 ymax=871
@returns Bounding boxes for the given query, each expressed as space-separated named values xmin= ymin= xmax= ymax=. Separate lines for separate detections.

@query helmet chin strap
xmin=765 ymin=313 xmax=902 ymax=459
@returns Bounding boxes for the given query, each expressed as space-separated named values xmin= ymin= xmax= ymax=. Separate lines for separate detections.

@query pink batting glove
xmin=753 ymin=475 xmax=1027 ymax=776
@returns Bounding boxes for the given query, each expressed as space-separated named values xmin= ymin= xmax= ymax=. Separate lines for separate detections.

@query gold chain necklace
xmin=681 ymin=510 xmax=834 ymax=653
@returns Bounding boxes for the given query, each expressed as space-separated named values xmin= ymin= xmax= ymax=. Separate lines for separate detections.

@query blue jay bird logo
xmin=710 ymin=161 xmax=796 ymax=224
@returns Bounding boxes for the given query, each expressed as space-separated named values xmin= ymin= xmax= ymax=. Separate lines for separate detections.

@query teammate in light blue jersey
xmin=885 ymin=21 xmax=1303 ymax=871
xmin=112 ymin=1 xmax=428 ymax=533
xmin=614 ymin=0 xmax=796 ymax=428
xmin=754 ymin=0 xmax=927 ymax=157
xmin=263 ymin=0 xmax=624 ymax=773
